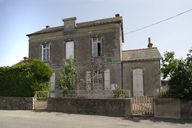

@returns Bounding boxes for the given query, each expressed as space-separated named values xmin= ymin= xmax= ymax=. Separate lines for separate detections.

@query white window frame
xmin=41 ymin=43 xmax=50 ymax=62
xmin=92 ymin=37 xmax=102 ymax=57
xmin=66 ymin=41 xmax=74 ymax=59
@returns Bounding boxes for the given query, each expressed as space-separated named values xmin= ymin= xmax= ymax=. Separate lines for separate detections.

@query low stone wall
xmin=0 ymin=97 xmax=34 ymax=110
xmin=47 ymin=98 xmax=131 ymax=117
xmin=154 ymin=98 xmax=192 ymax=119
xmin=154 ymin=98 xmax=180 ymax=119
xmin=181 ymin=100 xmax=192 ymax=119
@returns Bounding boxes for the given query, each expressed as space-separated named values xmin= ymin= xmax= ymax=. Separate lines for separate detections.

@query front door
xmin=133 ymin=69 xmax=144 ymax=96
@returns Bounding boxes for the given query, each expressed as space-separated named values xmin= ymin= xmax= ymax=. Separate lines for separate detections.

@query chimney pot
xmin=46 ymin=25 xmax=50 ymax=28
xmin=115 ymin=14 xmax=120 ymax=17
xmin=23 ymin=57 xmax=28 ymax=60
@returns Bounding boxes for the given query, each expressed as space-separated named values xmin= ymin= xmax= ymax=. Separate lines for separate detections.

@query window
xmin=92 ymin=37 xmax=102 ymax=57
xmin=91 ymin=71 xmax=104 ymax=90
xmin=42 ymin=43 xmax=50 ymax=62
xmin=86 ymin=70 xmax=106 ymax=90
xmin=66 ymin=41 xmax=74 ymax=59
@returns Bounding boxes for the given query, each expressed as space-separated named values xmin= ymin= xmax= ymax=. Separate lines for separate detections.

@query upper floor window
xmin=92 ymin=37 xmax=102 ymax=57
xmin=42 ymin=43 xmax=50 ymax=62
xmin=66 ymin=41 xmax=74 ymax=59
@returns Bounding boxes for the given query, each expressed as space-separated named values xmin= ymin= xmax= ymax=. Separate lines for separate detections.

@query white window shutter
xmin=66 ymin=41 xmax=74 ymax=59
xmin=86 ymin=71 xmax=91 ymax=90
xmin=41 ymin=45 xmax=44 ymax=61
xmin=104 ymin=69 xmax=110 ymax=90
xmin=50 ymin=73 xmax=55 ymax=91
xmin=92 ymin=39 xmax=98 ymax=57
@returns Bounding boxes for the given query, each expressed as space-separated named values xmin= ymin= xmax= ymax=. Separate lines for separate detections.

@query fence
xmin=131 ymin=96 xmax=154 ymax=115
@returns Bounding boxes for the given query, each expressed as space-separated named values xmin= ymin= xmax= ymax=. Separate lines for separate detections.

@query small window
xmin=42 ymin=43 xmax=50 ymax=62
xmin=66 ymin=41 xmax=74 ymax=59
xmin=92 ymin=37 xmax=102 ymax=57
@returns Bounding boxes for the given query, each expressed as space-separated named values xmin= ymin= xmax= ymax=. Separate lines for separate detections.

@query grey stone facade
xmin=27 ymin=14 xmax=161 ymax=96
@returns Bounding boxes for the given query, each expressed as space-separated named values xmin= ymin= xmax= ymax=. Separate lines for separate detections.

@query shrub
xmin=0 ymin=59 xmax=52 ymax=97
xmin=113 ymin=85 xmax=125 ymax=98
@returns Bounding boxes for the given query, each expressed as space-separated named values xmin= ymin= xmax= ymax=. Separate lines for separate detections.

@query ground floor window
xmin=86 ymin=69 xmax=110 ymax=90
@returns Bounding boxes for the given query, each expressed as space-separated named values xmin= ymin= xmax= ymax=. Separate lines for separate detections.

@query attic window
xmin=92 ymin=37 xmax=102 ymax=57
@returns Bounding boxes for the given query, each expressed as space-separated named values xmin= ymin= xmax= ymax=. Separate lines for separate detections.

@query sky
xmin=0 ymin=0 xmax=192 ymax=66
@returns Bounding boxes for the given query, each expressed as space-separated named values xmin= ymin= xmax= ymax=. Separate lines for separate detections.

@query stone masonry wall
xmin=0 ymin=97 xmax=34 ymax=110
xmin=154 ymin=98 xmax=192 ymax=119
xmin=47 ymin=98 xmax=131 ymax=117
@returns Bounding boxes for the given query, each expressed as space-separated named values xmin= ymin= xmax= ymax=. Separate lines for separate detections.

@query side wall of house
xmin=122 ymin=60 xmax=160 ymax=96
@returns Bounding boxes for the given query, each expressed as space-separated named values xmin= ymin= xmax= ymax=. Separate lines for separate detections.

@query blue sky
xmin=0 ymin=0 xmax=192 ymax=66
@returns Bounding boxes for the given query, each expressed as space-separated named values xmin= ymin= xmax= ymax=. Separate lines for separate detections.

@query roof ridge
xmin=27 ymin=16 xmax=122 ymax=36
xmin=77 ymin=16 xmax=122 ymax=25
xmin=122 ymin=47 xmax=157 ymax=52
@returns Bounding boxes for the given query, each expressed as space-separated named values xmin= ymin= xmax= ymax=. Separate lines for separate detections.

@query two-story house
xmin=27 ymin=14 xmax=161 ymax=96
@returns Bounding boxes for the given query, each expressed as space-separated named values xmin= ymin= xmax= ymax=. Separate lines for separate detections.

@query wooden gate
xmin=131 ymin=96 xmax=154 ymax=116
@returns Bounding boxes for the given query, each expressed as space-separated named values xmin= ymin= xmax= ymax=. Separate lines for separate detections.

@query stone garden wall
xmin=48 ymin=98 xmax=131 ymax=117
xmin=0 ymin=97 xmax=34 ymax=110
xmin=154 ymin=98 xmax=192 ymax=119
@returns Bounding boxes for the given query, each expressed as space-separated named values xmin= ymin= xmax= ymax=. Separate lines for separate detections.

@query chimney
xmin=62 ymin=17 xmax=77 ymax=31
xmin=45 ymin=25 xmax=50 ymax=29
xmin=115 ymin=14 xmax=120 ymax=17
xmin=147 ymin=37 xmax=153 ymax=48
xmin=23 ymin=57 xmax=28 ymax=60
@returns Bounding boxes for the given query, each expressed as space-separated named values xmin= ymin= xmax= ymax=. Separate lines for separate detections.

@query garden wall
xmin=154 ymin=98 xmax=192 ymax=119
xmin=47 ymin=98 xmax=131 ymax=117
xmin=0 ymin=97 xmax=34 ymax=110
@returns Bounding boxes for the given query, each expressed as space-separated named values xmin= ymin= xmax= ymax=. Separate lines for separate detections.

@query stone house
xmin=27 ymin=14 xmax=161 ymax=96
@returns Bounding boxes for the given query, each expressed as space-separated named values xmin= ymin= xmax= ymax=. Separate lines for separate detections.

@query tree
xmin=57 ymin=58 xmax=76 ymax=91
xmin=161 ymin=49 xmax=192 ymax=100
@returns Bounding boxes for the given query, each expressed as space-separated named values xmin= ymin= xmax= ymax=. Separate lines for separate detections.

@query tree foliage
xmin=0 ymin=59 xmax=52 ymax=97
xmin=161 ymin=49 xmax=192 ymax=100
xmin=57 ymin=58 xmax=76 ymax=91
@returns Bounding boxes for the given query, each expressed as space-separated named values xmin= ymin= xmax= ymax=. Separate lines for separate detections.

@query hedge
xmin=0 ymin=59 xmax=52 ymax=97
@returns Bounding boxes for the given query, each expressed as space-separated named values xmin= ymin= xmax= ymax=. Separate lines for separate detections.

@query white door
xmin=133 ymin=69 xmax=144 ymax=96
xmin=50 ymin=73 xmax=55 ymax=91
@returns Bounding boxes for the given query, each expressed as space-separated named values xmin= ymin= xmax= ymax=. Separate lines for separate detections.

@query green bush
xmin=113 ymin=85 xmax=125 ymax=98
xmin=0 ymin=59 xmax=52 ymax=97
